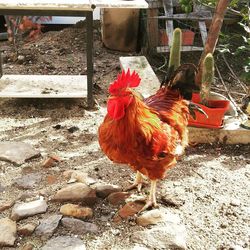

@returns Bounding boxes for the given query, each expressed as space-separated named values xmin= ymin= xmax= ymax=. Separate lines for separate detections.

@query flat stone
xmin=0 ymin=142 xmax=40 ymax=165
xmin=95 ymin=184 xmax=122 ymax=198
xmin=60 ymin=204 xmax=93 ymax=219
xmin=11 ymin=199 xmax=48 ymax=221
xmin=14 ymin=173 xmax=42 ymax=190
xmin=0 ymin=218 xmax=17 ymax=247
xmin=107 ymin=192 xmax=131 ymax=206
xmin=35 ymin=214 xmax=62 ymax=238
xmin=0 ymin=200 xmax=15 ymax=212
xmin=61 ymin=217 xmax=99 ymax=234
xmin=131 ymin=217 xmax=187 ymax=250
xmin=136 ymin=209 xmax=168 ymax=226
xmin=52 ymin=183 xmax=97 ymax=205
xmin=41 ymin=236 xmax=86 ymax=250
xmin=118 ymin=201 xmax=145 ymax=219
xmin=17 ymin=222 xmax=38 ymax=236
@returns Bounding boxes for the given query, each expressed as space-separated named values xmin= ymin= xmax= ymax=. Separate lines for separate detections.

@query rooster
xmin=98 ymin=64 xmax=206 ymax=212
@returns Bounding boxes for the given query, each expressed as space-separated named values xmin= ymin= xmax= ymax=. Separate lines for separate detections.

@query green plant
xmin=201 ymin=53 xmax=214 ymax=106
xmin=168 ymin=28 xmax=182 ymax=71
xmin=179 ymin=0 xmax=193 ymax=13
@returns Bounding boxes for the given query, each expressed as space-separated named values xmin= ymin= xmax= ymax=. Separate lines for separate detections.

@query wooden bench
xmin=119 ymin=56 xmax=250 ymax=144
xmin=0 ymin=0 xmax=148 ymax=107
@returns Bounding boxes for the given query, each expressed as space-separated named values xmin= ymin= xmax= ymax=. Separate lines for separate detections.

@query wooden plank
xmin=188 ymin=118 xmax=250 ymax=144
xmin=92 ymin=0 xmax=148 ymax=8
xmin=147 ymin=8 xmax=159 ymax=48
xmin=155 ymin=11 xmax=212 ymax=20
xmin=119 ymin=56 xmax=160 ymax=98
xmin=0 ymin=75 xmax=87 ymax=98
xmin=199 ymin=21 xmax=208 ymax=46
xmin=0 ymin=0 xmax=93 ymax=11
xmin=157 ymin=46 xmax=204 ymax=53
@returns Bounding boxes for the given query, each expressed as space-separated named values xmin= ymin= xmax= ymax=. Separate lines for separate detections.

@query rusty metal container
xmin=101 ymin=8 xmax=140 ymax=52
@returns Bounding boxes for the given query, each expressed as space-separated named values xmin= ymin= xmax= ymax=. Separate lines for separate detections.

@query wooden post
xmin=196 ymin=0 xmax=231 ymax=85
xmin=147 ymin=8 xmax=158 ymax=49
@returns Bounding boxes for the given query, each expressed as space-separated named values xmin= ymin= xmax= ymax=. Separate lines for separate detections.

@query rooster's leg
xmin=139 ymin=180 xmax=158 ymax=213
xmin=126 ymin=171 xmax=144 ymax=192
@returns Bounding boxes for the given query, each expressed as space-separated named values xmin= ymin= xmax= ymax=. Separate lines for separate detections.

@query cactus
xmin=200 ymin=53 xmax=214 ymax=106
xmin=168 ymin=28 xmax=182 ymax=72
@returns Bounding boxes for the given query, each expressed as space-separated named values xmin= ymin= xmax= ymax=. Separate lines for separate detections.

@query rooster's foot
xmin=125 ymin=171 xmax=145 ymax=192
xmin=139 ymin=200 xmax=159 ymax=214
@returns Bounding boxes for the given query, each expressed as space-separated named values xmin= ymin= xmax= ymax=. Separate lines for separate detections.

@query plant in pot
xmin=188 ymin=53 xmax=230 ymax=128
xmin=187 ymin=0 xmax=233 ymax=128
xmin=167 ymin=27 xmax=230 ymax=128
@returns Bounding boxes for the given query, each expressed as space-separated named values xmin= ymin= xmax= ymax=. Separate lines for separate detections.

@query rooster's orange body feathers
xmin=98 ymin=69 xmax=190 ymax=180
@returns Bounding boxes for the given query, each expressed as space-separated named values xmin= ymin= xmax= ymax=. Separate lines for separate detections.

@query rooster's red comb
xmin=109 ymin=69 xmax=141 ymax=95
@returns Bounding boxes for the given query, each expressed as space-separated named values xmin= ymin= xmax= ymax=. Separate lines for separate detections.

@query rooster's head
xmin=107 ymin=69 xmax=141 ymax=120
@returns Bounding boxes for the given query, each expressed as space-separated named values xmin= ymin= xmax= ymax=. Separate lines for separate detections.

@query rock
xmin=35 ymin=214 xmax=62 ymax=238
xmin=0 ymin=218 xmax=17 ymax=247
xmin=95 ymin=184 xmax=122 ymax=198
xmin=0 ymin=184 xmax=5 ymax=192
xmin=230 ymin=198 xmax=241 ymax=206
xmin=17 ymin=222 xmax=38 ymax=236
xmin=131 ymin=217 xmax=187 ymax=250
xmin=0 ymin=200 xmax=15 ymax=212
xmin=41 ymin=236 xmax=86 ymax=250
xmin=229 ymin=245 xmax=244 ymax=250
xmin=60 ymin=204 xmax=93 ymax=219
xmin=67 ymin=126 xmax=79 ymax=133
xmin=61 ymin=217 xmax=98 ymax=234
xmin=160 ymin=194 xmax=185 ymax=208
xmin=67 ymin=170 xmax=96 ymax=185
xmin=107 ymin=192 xmax=130 ymax=205
xmin=11 ymin=199 xmax=48 ymax=221
xmin=20 ymin=242 xmax=35 ymax=250
xmin=52 ymin=183 xmax=97 ymax=205
xmin=118 ymin=201 xmax=145 ymax=219
xmin=17 ymin=55 xmax=25 ymax=63
xmin=0 ymin=142 xmax=40 ymax=165
xmin=136 ymin=209 xmax=167 ymax=226
xmin=14 ymin=173 xmax=42 ymax=190
xmin=42 ymin=155 xmax=60 ymax=168
xmin=63 ymin=170 xmax=74 ymax=178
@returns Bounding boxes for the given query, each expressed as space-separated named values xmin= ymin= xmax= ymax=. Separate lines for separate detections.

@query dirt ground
xmin=0 ymin=21 xmax=249 ymax=250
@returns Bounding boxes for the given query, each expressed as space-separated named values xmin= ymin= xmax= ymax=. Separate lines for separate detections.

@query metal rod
xmin=86 ymin=11 xmax=94 ymax=108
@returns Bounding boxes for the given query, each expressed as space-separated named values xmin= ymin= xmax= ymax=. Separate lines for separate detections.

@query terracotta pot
xmin=159 ymin=29 xmax=195 ymax=46
xmin=188 ymin=93 xmax=230 ymax=129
